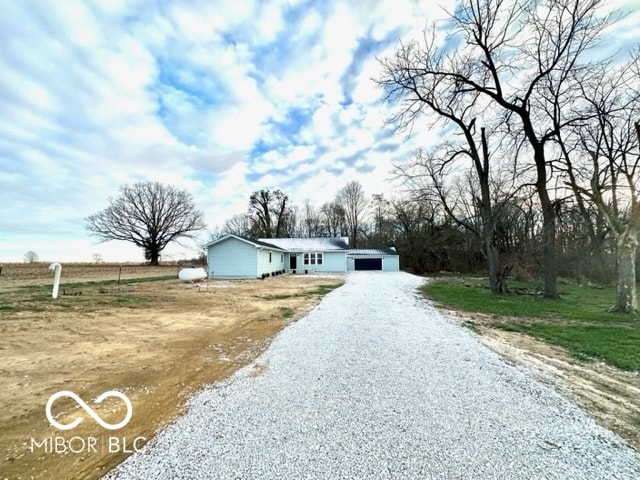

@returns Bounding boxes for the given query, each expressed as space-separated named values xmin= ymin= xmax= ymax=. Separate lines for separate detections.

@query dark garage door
xmin=354 ymin=258 xmax=382 ymax=271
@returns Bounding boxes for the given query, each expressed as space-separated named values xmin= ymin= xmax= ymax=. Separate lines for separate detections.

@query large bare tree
xmin=378 ymin=0 xmax=617 ymax=298
xmin=86 ymin=182 xmax=206 ymax=265
xmin=381 ymin=44 xmax=517 ymax=292
xmin=561 ymin=55 xmax=640 ymax=312
xmin=248 ymin=189 xmax=291 ymax=238
xmin=404 ymin=134 xmax=520 ymax=293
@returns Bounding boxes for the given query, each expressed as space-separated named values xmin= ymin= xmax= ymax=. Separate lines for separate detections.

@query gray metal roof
xmin=205 ymin=234 xmax=287 ymax=251
xmin=207 ymin=235 xmax=398 ymax=256
xmin=258 ymin=237 xmax=350 ymax=251
xmin=347 ymin=248 xmax=398 ymax=256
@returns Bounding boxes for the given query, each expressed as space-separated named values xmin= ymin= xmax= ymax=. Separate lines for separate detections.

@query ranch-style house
xmin=205 ymin=234 xmax=400 ymax=279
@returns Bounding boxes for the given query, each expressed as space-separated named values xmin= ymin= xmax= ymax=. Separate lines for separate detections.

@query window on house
xmin=303 ymin=253 xmax=323 ymax=265
xmin=269 ymin=251 xmax=272 ymax=263
xmin=281 ymin=253 xmax=284 ymax=263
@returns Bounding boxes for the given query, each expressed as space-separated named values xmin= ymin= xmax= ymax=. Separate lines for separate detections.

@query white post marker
xmin=48 ymin=262 xmax=62 ymax=299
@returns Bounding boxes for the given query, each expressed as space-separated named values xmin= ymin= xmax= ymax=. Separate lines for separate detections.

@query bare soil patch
xmin=440 ymin=308 xmax=640 ymax=453
xmin=0 ymin=265 xmax=343 ymax=480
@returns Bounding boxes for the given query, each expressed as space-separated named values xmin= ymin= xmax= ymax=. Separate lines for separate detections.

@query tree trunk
xmin=611 ymin=230 xmax=638 ymax=313
xmin=148 ymin=247 xmax=160 ymax=266
xmin=477 ymin=127 xmax=508 ymax=294
xmin=534 ymin=143 xmax=559 ymax=299
xmin=496 ymin=265 xmax=513 ymax=294
xmin=540 ymin=201 xmax=558 ymax=298
xmin=486 ymin=242 xmax=508 ymax=294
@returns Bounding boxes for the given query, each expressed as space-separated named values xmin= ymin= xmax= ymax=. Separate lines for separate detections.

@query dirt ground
xmin=3 ymin=265 xmax=637 ymax=478
xmin=438 ymin=308 xmax=640 ymax=454
xmin=0 ymin=264 xmax=344 ymax=480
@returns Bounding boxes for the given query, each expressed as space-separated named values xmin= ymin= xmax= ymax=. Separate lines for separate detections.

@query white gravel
xmin=104 ymin=272 xmax=640 ymax=479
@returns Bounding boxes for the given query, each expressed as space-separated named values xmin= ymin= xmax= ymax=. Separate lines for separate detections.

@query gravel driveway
xmin=105 ymin=272 xmax=640 ymax=479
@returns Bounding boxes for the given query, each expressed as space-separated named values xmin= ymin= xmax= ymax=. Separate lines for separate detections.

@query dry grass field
xmin=0 ymin=263 xmax=344 ymax=480
xmin=0 ymin=262 xmax=181 ymax=287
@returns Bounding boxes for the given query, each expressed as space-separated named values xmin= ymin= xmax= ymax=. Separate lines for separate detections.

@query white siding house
xmin=206 ymin=235 xmax=400 ymax=278
xmin=206 ymin=235 xmax=286 ymax=279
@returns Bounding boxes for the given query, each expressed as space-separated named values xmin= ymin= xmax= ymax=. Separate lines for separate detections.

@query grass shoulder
xmin=422 ymin=276 xmax=639 ymax=371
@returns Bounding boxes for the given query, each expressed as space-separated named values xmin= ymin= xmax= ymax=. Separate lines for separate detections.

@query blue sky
xmin=1 ymin=0 xmax=639 ymax=262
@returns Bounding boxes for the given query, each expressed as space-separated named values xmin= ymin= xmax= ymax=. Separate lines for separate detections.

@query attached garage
xmin=347 ymin=248 xmax=400 ymax=272
xmin=354 ymin=258 xmax=382 ymax=270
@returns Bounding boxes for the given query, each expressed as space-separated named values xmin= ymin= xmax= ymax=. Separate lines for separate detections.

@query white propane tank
xmin=178 ymin=267 xmax=207 ymax=281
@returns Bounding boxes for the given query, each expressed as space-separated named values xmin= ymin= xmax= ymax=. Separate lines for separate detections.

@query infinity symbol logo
xmin=46 ymin=390 xmax=133 ymax=431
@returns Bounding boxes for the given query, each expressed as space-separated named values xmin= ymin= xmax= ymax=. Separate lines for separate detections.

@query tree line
xmin=219 ymin=181 xmax=369 ymax=248
xmin=376 ymin=0 xmax=640 ymax=311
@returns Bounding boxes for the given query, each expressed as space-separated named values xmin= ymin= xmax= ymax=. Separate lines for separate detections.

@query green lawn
xmin=422 ymin=277 xmax=640 ymax=371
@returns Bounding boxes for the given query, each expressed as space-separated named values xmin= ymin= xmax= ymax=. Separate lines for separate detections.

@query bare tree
xmin=404 ymin=135 xmax=519 ymax=293
xmin=381 ymin=41 xmax=518 ymax=292
xmin=23 ymin=251 xmax=39 ymax=263
xmin=283 ymin=204 xmax=299 ymax=238
xmin=370 ymin=193 xmax=394 ymax=245
xmin=336 ymin=181 xmax=368 ymax=247
xmin=223 ymin=213 xmax=254 ymax=237
xmin=301 ymin=200 xmax=322 ymax=237
xmin=562 ymin=55 xmax=640 ymax=312
xmin=391 ymin=197 xmax=435 ymax=273
xmin=320 ymin=201 xmax=347 ymax=237
xmin=378 ymin=14 xmax=528 ymax=292
xmin=86 ymin=182 xmax=205 ymax=265
xmin=248 ymin=189 xmax=292 ymax=238
xmin=378 ymin=0 xmax=617 ymax=298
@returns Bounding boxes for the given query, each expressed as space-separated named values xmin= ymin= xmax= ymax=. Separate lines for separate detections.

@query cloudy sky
xmin=1 ymin=0 xmax=638 ymax=263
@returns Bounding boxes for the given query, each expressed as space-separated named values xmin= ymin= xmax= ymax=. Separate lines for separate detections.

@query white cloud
xmin=0 ymin=0 xmax=635 ymax=262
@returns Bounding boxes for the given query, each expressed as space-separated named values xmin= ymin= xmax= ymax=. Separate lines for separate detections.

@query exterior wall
xmin=347 ymin=255 xmax=400 ymax=272
xmin=321 ymin=251 xmax=347 ymax=272
xmin=382 ymin=255 xmax=400 ymax=272
xmin=257 ymin=248 xmax=286 ymax=277
xmin=289 ymin=251 xmax=346 ymax=272
xmin=207 ymin=237 xmax=257 ymax=278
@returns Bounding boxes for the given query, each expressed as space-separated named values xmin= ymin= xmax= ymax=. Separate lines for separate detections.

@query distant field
xmin=0 ymin=262 xmax=183 ymax=289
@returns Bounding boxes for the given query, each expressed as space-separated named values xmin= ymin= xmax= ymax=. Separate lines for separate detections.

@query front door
xmin=289 ymin=254 xmax=297 ymax=269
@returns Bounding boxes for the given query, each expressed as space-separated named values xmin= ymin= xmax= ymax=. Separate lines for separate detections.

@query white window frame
xmin=303 ymin=252 xmax=323 ymax=265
